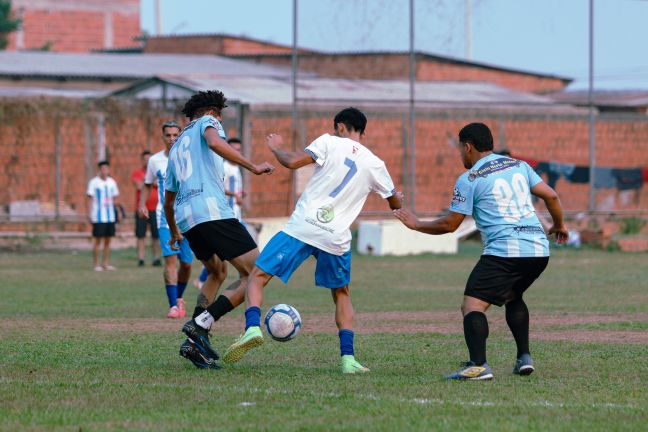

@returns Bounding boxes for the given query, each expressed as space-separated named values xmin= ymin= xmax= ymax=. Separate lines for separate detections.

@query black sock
xmin=463 ymin=311 xmax=489 ymax=366
xmin=506 ymin=298 xmax=530 ymax=358
xmin=192 ymin=306 xmax=206 ymax=320
xmin=206 ymin=295 xmax=234 ymax=322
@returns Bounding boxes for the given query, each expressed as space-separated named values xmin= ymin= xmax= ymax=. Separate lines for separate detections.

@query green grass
xmin=1 ymin=243 xmax=647 ymax=431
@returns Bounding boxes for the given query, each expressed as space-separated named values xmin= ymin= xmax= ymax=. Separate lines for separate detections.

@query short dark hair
xmin=227 ymin=137 xmax=242 ymax=145
xmin=181 ymin=90 xmax=228 ymax=119
xmin=141 ymin=150 xmax=151 ymax=157
xmin=161 ymin=121 xmax=181 ymax=133
xmin=97 ymin=160 xmax=109 ymax=167
xmin=458 ymin=123 xmax=493 ymax=152
xmin=334 ymin=107 xmax=367 ymax=134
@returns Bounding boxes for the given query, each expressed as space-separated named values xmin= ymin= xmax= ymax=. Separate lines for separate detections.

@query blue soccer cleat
xmin=513 ymin=353 xmax=535 ymax=375
xmin=445 ymin=361 xmax=494 ymax=381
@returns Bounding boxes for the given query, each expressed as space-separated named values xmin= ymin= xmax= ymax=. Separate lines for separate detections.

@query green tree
xmin=0 ymin=0 xmax=21 ymax=50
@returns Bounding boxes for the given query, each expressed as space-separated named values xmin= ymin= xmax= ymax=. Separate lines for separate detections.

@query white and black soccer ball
xmin=264 ymin=304 xmax=302 ymax=342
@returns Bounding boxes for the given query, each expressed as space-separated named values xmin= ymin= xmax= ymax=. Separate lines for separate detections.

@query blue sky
xmin=140 ymin=0 xmax=648 ymax=90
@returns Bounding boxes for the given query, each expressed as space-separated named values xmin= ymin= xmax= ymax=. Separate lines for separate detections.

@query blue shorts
xmin=256 ymin=231 xmax=351 ymax=289
xmin=158 ymin=227 xmax=194 ymax=264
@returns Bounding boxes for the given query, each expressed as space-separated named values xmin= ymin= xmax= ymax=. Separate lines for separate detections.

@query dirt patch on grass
xmin=3 ymin=311 xmax=647 ymax=344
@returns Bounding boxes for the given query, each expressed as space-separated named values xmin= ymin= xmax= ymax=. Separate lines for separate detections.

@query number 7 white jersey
xmin=450 ymin=153 xmax=549 ymax=258
xmin=283 ymin=133 xmax=396 ymax=255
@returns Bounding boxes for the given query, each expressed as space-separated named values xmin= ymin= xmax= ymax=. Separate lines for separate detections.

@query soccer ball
xmin=264 ymin=304 xmax=302 ymax=342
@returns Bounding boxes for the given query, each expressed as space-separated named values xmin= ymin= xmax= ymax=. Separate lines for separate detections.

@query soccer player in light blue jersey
xmin=394 ymin=122 xmax=568 ymax=381
xmin=163 ymin=90 xmax=275 ymax=369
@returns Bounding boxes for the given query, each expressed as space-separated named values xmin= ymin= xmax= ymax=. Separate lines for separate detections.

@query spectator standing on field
xmin=87 ymin=160 xmax=120 ymax=271
xmin=131 ymin=150 xmax=161 ymax=267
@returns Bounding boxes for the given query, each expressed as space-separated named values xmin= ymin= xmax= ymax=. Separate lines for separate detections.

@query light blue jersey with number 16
xmin=164 ymin=115 xmax=235 ymax=233
xmin=450 ymin=153 xmax=550 ymax=258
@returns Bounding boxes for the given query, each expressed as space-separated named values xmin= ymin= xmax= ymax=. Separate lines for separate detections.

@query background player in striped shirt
xmin=86 ymin=160 xmax=120 ymax=271
xmin=394 ymin=122 xmax=568 ymax=380
xmin=139 ymin=121 xmax=195 ymax=319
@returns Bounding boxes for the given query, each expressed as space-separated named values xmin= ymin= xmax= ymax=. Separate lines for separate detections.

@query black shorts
xmin=465 ymin=255 xmax=549 ymax=306
xmin=183 ymin=219 xmax=257 ymax=262
xmin=92 ymin=222 xmax=116 ymax=238
xmin=134 ymin=212 xmax=159 ymax=239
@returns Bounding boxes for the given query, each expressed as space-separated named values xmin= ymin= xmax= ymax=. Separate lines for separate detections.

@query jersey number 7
xmin=329 ymin=158 xmax=357 ymax=198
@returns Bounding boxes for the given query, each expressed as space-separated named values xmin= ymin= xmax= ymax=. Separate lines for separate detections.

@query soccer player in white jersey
xmin=87 ymin=160 xmax=120 ymax=271
xmin=139 ymin=121 xmax=195 ymax=319
xmin=393 ymin=122 xmax=568 ymax=380
xmin=223 ymin=107 xmax=403 ymax=374
xmin=162 ymin=90 xmax=275 ymax=369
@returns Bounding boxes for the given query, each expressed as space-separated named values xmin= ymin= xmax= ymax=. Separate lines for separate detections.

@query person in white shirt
xmin=223 ymin=107 xmax=403 ymax=374
xmin=87 ymin=161 xmax=120 ymax=271
xmin=224 ymin=138 xmax=246 ymax=222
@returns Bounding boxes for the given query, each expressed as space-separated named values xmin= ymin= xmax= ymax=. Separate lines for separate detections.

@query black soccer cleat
xmin=182 ymin=319 xmax=219 ymax=361
xmin=180 ymin=338 xmax=221 ymax=370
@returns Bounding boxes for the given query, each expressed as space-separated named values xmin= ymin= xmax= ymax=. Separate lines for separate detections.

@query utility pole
xmin=465 ymin=0 xmax=472 ymax=60
xmin=588 ymin=0 xmax=596 ymax=213
xmin=155 ymin=0 xmax=162 ymax=35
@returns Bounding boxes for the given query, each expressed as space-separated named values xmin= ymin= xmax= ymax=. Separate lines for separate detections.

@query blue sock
xmin=165 ymin=284 xmax=178 ymax=308
xmin=177 ymin=282 xmax=188 ymax=299
xmin=245 ymin=307 xmax=261 ymax=330
xmin=339 ymin=329 xmax=355 ymax=356
xmin=199 ymin=267 xmax=209 ymax=283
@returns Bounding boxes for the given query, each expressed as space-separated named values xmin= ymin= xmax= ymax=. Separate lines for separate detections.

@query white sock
xmin=195 ymin=310 xmax=214 ymax=329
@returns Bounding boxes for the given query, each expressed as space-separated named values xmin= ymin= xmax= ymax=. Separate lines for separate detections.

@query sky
xmin=140 ymin=0 xmax=648 ymax=90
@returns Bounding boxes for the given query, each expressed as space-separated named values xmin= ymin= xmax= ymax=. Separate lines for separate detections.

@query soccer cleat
xmin=445 ymin=361 xmax=494 ymax=381
xmin=177 ymin=298 xmax=186 ymax=318
xmin=180 ymin=338 xmax=221 ymax=370
xmin=138 ymin=259 xmax=145 ymax=267
xmin=167 ymin=306 xmax=181 ymax=319
xmin=182 ymin=319 xmax=219 ymax=361
xmin=104 ymin=265 xmax=116 ymax=271
xmin=341 ymin=355 xmax=370 ymax=374
xmin=152 ymin=258 xmax=162 ymax=267
xmin=513 ymin=353 xmax=535 ymax=375
xmin=223 ymin=326 xmax=264 ymax=364
xmin=93 ymin=266 xmax=103 ymax=272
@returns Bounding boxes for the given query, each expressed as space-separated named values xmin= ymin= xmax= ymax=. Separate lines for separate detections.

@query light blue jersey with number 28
xmin=164 ymin=115 xmax=235 ymax=233
xmin=450 ymin=153 xmax=549 ymax=258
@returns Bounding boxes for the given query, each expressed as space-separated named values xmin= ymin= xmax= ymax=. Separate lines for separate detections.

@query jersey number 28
xmin=492 ymin=173 xmax=533 ymax=223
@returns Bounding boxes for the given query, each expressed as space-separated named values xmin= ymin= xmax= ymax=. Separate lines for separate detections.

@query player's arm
xmin=163 ymin=190 xmax=182 ymax=250
xmin=204 ymin=128 xmax=274 ymax=175
xmin=393 ymin=208 xmax=465 ymax=235
xmin=386 ymin=191 xmax=404 ymax=210
xmin=86 ymin=195 xmax=93 ymax=224
xmin=266 ymin=133 xmax=315 ymax=170
xmin=531 ymin=182 xmax=568 ymax=244
xmin=138 ymin=184 xmax=151 ymax=219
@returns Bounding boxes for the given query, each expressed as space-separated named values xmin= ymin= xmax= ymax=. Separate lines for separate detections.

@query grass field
xmin=1 ymin=242 xmax=647 ymax=431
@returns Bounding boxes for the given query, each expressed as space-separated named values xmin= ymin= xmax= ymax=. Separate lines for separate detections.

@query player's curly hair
xmin=181 ymin=90 xmax=228 ymax=119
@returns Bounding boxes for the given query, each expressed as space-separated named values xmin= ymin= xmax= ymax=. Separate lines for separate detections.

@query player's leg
xmin=135 ymin=213 xmax=146 ymax=266
xmin=102 ymin=236 xmax=112 ymax=269
xmin=92 ymin=232 xmax=101 ymax=271
xmin=223 ymin=232 xmax=310 ymax=364
xmin=175 ymin=240 xmax=194 ymax=318
xmin=193 ymin=266 xmax=209 ymax=290
xmin=506 ymin=257 xmax=549 ymax=375
xmin=149 ymin=214 xmax=161 ymax=266
xmin=158 ymin=226 xmax=181 ymax=318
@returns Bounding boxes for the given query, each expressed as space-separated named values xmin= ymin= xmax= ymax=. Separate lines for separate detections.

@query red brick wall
xmin=2 ymin=99 xmax=647 ymax=232
xmin=229 ymin=54 xmax=569 ymax=94
xmin=6 ymin=0 xmax=140 ymax=52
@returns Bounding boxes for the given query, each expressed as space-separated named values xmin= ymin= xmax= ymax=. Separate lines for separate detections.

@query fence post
xmin=55 ymin=115 xmax=61 ymax=222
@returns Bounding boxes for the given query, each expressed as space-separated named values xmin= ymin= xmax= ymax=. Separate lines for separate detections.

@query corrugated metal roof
xmin=0 ymin=86 xmax=109 ymax=98
xmin=551 ymin=90 xmax=648 ymax=107
xmin=0 ymin=51 xmax=295 ymax=80
xmin=112 ymin=74 xmax=584 ymax=113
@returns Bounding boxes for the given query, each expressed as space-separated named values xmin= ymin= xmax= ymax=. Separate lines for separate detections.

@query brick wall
xmin=2 ymin=98 xmax=647 ymax=232
xmin=229 ymin=54 xmax=569 ymax=94
xmin=144 ymin=35 xmax=299 ymax=55
xmin=7 ymin=0 xmax=140 ymax=52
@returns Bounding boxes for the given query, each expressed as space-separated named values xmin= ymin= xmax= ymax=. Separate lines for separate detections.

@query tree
xmin=0 ymin=0 xmax=21 ymax=50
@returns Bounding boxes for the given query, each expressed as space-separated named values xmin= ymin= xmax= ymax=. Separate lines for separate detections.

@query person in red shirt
xmin=132 ymin=150 xmax=161 ymax=267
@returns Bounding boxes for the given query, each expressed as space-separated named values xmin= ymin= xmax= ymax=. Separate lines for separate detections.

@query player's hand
xmin=169 ymin=230 xmax=183 ymax=251
xmin=266 ymin=133 xmax=284 ymax=151
xmin=548 ymin=224 xmax=569 ymax=244
xmin=392 ymin=208 xmax=419 ymax=230
xmin=252 ymin=162 xmax=275 ymax=175
xmin=235 ymin=192 xmax=244 ymax=205
xmin=138 ymin=206 xmax=149 ymax=219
